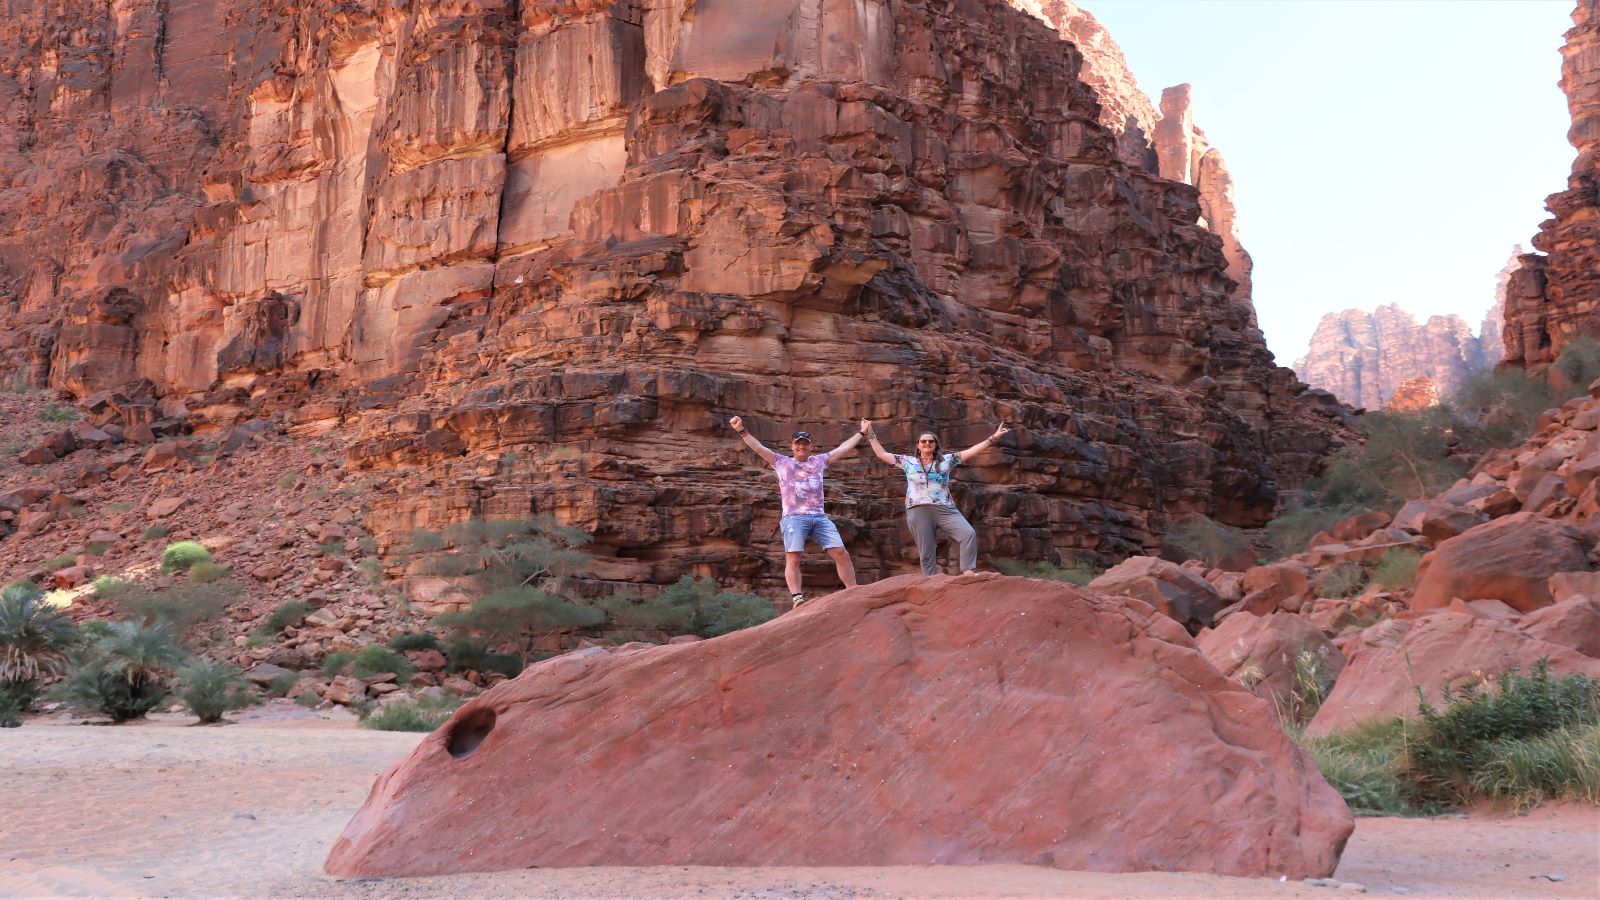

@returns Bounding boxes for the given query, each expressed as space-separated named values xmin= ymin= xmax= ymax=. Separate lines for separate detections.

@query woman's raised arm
xmin=862 ymin=419 xmax=899 ymax=465
xmin=957 ymin=422 xmax=1013 ymax=463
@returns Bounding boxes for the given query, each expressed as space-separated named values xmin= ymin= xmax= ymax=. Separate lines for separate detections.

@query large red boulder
xmin=1411 ymin=512 xmax=1594 ymax=613
xmin=326 ymin=575 xmax=1351 ymax=878
xmin=1307 ymin=611 xmax=1600 ymax=735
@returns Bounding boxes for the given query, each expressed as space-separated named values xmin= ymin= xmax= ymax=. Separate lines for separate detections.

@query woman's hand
xmin=859 ymin=417 xmax=874 ymax=436
xmin=992 ymin=422 xmax=1012 ymax=441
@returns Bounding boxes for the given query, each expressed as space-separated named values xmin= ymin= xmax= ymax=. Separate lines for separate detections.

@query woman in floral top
xmin=861 ymin=418 xmax=1012 ymax=576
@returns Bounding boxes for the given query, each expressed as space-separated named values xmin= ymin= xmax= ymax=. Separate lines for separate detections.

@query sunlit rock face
xmin=0 ymin=0 xmax=1347 ymax=592
xmin=1294 ymin=305 xmax=1494 ymax=410
xmin=1504 ymin=0 xmax=1600 ymax=368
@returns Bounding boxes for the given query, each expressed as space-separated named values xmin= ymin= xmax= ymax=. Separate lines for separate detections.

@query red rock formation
xmin=1385 ymin=375 xmax=1439 ymax=412
xmin=0 ymin=0 xmax=1349 ymax=596
xmin=1480 ymin=246 xmax=1519 ymax=367
xmin=325 ymin=575 xmax=1354 ymax=878
xmin=1502 ymin=0 xmax=1600 ymax=368
xmin=1294 ymin=305 xmax=1494 ymax=409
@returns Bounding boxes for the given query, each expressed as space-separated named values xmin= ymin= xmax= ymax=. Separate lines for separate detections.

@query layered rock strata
xmin=1503 ymin=0 xmax=1600 ymax=368
xmin=0 ymin=0 xmax=1347 ymax=594
xmin=1294 ymin=305 xmax=1494 ymax=409
xmin=327 ymin=575 xmax=1354 ymax=878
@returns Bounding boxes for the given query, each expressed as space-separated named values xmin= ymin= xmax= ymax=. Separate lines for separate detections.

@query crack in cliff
xmin=485 ymin=0 xmax=522 ymax=334
xmin=153 ymin=0 xmax=168 ymax=87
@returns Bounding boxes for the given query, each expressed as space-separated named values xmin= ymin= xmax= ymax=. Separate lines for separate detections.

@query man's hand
xmin=859 ymin=417 xmax=873 ymax=436
xmin=729 ymin=415 xmax=745 ymax=433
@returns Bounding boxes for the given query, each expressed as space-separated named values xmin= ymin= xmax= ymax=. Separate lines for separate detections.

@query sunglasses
xmin=918 ymin=439 xmax=938 ymax=444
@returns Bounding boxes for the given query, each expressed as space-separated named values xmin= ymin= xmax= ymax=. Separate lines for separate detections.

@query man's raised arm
xmin=728 ymin=416 xmax=777 ymax=464
xmin=827 ymin=420 xmax=870 ymax=460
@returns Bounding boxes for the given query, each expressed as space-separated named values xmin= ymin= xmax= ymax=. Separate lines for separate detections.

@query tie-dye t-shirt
xmin=771 ymin=452 xmax=832 ymax=516
xmin=893 ymin=453 xmax=962 ymax=508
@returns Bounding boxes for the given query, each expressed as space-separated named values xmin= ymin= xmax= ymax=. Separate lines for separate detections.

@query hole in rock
xmin=446 ymin=706 xmax=496 ymax=759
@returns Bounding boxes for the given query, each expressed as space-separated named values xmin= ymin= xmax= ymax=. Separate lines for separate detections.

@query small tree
xmin=0 ymin=581 xmax=78 ymax=709
xmin=56 ymin=621 xmax=186 ymax=722
xmin=600 ymin=576 xmax=778 ymax=639
xmin=176 ymin=657 xmax=252 ymax=724
xmin=115 ymin=579 xmax=241 ymax=633
xmin=435 ymin=588 xmax=604 ymax=664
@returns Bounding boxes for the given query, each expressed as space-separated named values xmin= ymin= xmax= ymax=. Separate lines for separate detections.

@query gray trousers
xmin=906 ymin=504 xmax=977 ymax=575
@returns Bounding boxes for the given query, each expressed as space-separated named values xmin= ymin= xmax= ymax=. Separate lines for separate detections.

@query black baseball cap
xmin=791 ymin=431 xmax=813 ymax=443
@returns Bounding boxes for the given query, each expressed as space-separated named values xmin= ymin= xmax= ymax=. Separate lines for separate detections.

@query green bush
xmin=141 ymin=524 xmax=170 ymax=541
xmin=0 ymin=688 xmax=20 ymax=727
xmin=1402 ymin=661 xmax=1600 ymax=808
xmin=1468 ymin=722 xmax=1600 ymax=806
xmin=360 ymin=695 xmax=463 ymax=732
xmin=1263 ymin=503 xmax=1370 ymax=560
xmin=38 ymin=402 xmax=74 ymax=422
xmin=1314 ymin=563 xmax=1367 ymax=599
xmin=1296 ymin=719 xmax=1430 ymax=817
xmin=161 ymin=541 xmax=212 ymax=572
xmin=434 ymin=587 xmax=604 ymax=662
xmin=1163 ymin=516 xmax=1250 ymax=568
xmin=294 ymin=692 xmax=321 ymax=708
xmin=106 ymin=502 xmax=135 ymax=514
xmin=85 ymin=541 xmax=112 ymax=556
xmin=45 ymin=553 xmax=77 ymax=571
xmin=1371 ymin=548 xmax=1422 ymax=591
xmin=992 ymin=558 xmax=1103 ymax=587
xmin=187 ymin=561 xmax=230 ymax=584
xmin=599 ymin=576 xmax=777 ymax=639
xmin=54 ymin=621 xmax=185 ymax=722
xmin=386 ymin=632 xmax=442 ymax=652
xmin=1553 ymin=337 xmax=1600 ymax=391
xmin=1449 ymin=369 xmax=1558 ymax=450
xmin=321 ymin=651 xmax=356 ymax=677
xmin=92 ymin=575 xmax=129 ymax=598
xmin=481 ymin=653 xmax=525 ymax=678
xmin=350 ymin=645 xmax=412 ymax=679
xmin=267 ymin=671 xmax=300 ymax=697
xmin=176 ymin=658 xmax=252 ymax=724
xmin=0 ymin=581 xmax=78 ymax=709
xmin=258 ymin=602 xmax=310 ymax=635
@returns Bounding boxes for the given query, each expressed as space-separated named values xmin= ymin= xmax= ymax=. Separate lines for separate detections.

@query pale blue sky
xmin=1084 ymin=0 xmax=1576 ymax=362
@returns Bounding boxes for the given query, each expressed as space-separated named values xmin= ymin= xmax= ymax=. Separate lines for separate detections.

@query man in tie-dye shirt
xmin=728 ymin=415 xmax=867 ymax=609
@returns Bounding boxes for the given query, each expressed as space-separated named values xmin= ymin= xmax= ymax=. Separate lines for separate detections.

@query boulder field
xmin=325 ymin=574 xmax=1352 ymax=879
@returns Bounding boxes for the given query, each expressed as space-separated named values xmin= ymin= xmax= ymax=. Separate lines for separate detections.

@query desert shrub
xmin=54 ymin=621 xmax=185 ymax=722
xmin=176 ymin=657 xmax=252 ymax=724
xmin=599 ymin=576 xmax=777 ymax=639
xmin=187 ymin=561 xmax=230 ymax=584
xmin=1263 ymin=503 xmax=1370 ymax=560
xmin=320 ymin=651 xmax=356 ymax=677
xmin=1553 ymin=337 xmax=1600 ymax=390
xmin=106 ymin=502 xmax=135 ymax=514
xmin=386 ymin=631 xmax=442 ymax=652
xmin=1370 ymin=548 xmax=1422 ymax=591
xmin=45 ymin=553 xmax=77 ymax=571
xmin=360 ymin=695 xmax=463 ymax=732
xmin=0 ymin=689 xmax=20 ymax=727
xmin=141 ymin=524 xmax=170 ymax=541
xmin=90 ymin=575 xmax=127 ymax=598
xmin=0 ymin=581 xmax=78 ymax=710
xmin=1285 ymin=648 xmax=1336 ymax=724
xmin=38 ymin=402 xmax=73 ymax=422
xmin=992 ymin=558 xmax=1103 ymax=586
xmin=481 ymin=653 xmax=525 ymax=678
xmin=1163 ymin=516 xmax=1250 ymax=568
xmin=115 ymin=580 xmax=241 ymax=631
xmin=357 ymin=559 xmax=384 ymax=585
xmin=277 ymin=472 xmax=302 ymax=490
xmin=257 ymin=601 xmax=310 ymax=635
xmin=1321 ymin=408 xmax=1464 ymax=507
xmin=85 ymin=541 xmax=112 ymax=556
xmin=294 ymin=692 xmax=321 ymax=708
xmin=161 ymin=541 xmax=212 ymax=573
xmin=1296 ymin=718 xmax=1427 ymax=817
xmin=350 ymin=645 xmax=412 ymax=679
xmin=1469 ymin=722 xmax=1600 ymax=806
xmin=1314 ymin=563 xmax=1367 ymax=599
xmin=1448 ymin=368 xmax=1557 ymax=450
xmin=316 ymin=540 xmax=344 ymax=557
xmin=267 ymin=671 xmax=300 ymax=697
xmin=1401 ymin=661 xmax=1600 ymax=808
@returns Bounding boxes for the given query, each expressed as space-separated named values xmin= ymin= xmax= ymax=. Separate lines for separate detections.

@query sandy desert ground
xmin=1 ymin=706 xmax=1596 ymax=899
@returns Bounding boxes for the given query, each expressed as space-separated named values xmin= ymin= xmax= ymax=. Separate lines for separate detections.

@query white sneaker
xmin=791 ymin=593 xmax=806 ymax=609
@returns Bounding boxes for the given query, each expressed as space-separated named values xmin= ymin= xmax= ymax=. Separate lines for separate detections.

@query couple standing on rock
xmin=728 ymin=415 xmax=1013 ymax=608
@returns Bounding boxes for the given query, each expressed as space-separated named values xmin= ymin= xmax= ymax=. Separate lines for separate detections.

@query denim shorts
xmin=779 ymin=514 xmax=844 ymax=552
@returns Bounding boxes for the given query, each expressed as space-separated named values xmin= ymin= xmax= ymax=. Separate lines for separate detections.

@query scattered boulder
xmin=243 ymin=663 xmax=296 ymax=688
xmin=1411 ymin=512 xmax=1594 ymax=613
xmin=1307 ymin=612 xmax=1600 ymax=735
xmin=326 ymin=575 xmax=1352 ymax=878
xmin=1519 ymin=595 xmax=1600 ymax=658
xmin=1415 ymin=501 xmax=1487 ymax=544
xmin=1238 ymin=561 xmax=1315 ymax=614
xmin=1087 ymin=556 xmax=1222 ymax=632
xmin=1198 ymin=612 xmax=1344 ymax=722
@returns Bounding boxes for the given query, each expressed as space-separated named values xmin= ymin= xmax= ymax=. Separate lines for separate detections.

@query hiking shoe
xmin=791 ymin=593 xmax=806 ymax=609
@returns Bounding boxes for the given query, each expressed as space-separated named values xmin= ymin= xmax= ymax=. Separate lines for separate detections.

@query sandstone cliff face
xmin=1295 ymin=305 xmax=1493 ymax=410
xmin=1503 ymin=0 xmax=1600 ymax=368
xmin=0 ymin=0 xmax=1346 ymax=594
